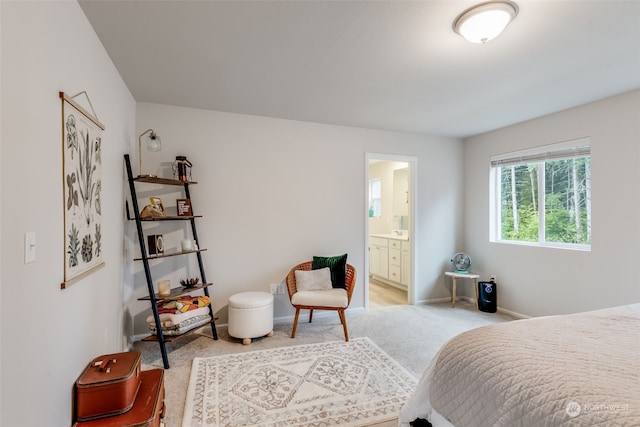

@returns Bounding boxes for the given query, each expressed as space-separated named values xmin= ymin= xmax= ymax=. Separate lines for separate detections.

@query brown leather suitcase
xmin=75 ymin=351 xmax=142 ymax=421
xmin=73 ymin=369 xmax=165 ymax=427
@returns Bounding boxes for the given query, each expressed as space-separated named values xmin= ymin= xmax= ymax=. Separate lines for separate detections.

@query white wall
xmin=464 ymin=90 xmax=640 ymax=317
xmin=3 ymin=3 xmax=636 ymax=425
xmin=1 ymin=2 xmax=135 ymax=426
xmin=128 ymin=103 xmax=463 ymax=335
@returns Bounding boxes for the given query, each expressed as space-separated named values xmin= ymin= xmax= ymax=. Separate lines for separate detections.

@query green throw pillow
xmin=312 ymin=254 xmax=347 ymax=289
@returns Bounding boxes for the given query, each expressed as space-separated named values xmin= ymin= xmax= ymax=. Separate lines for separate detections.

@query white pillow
xmin=295 ymin=267 xmax=333 ymax=291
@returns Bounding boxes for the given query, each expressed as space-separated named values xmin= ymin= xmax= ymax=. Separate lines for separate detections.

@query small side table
xmin=445 ymin=271 xmax=479 ymax=308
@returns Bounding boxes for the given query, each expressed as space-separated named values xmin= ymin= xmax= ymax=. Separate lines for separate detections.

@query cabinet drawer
xmin=389 ymin=249 xmax=401 ymax=266
xmin=370 ymin=237 xmax=388 ymax=247
xmin=388 ymin=239 xmax=402 ymax=250
xmin=388 ymin=265 xmax=401 ymax=283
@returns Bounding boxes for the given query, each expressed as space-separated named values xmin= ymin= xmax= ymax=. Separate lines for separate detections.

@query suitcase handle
xmin=160 ymin=402 xmax=166 ymax=418
xmin=93 ymin=357 xmax=117 ymax=373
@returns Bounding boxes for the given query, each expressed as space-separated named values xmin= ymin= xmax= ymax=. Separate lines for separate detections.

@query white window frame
xmin=369 ymin=178 xmax=382 ymax=218
xmin=490 ymin=137 xmax=591 ymax=251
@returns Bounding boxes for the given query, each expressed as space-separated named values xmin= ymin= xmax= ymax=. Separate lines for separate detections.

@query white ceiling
xmin=79 ymin=0 xmax=640 ymax=139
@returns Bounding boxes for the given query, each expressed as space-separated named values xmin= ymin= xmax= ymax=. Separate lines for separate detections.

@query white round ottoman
xmin=228 ymin=291 xmax=274 ymax=345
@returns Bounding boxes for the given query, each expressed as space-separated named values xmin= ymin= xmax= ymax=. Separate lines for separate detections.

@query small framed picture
xmin=149 ymin=197 xmax=167 ymax=217
xmin=177 ymin=198 xmax=193 ymax=216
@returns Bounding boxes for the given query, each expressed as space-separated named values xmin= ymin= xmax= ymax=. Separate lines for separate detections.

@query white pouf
xmin=228 ymin=291 xmax=274 ymax=345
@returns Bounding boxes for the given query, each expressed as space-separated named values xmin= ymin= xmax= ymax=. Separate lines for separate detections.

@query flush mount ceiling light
xmin=453 ymin=1 xmax=518 ymax=44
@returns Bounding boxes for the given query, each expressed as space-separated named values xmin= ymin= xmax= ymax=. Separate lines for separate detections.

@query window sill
xmin=490 ymin=239 xmax=591 ymax=252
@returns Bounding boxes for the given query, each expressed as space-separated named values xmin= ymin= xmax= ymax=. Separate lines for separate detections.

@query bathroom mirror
xmin=393 ymin=167 xmax=409 ymax=230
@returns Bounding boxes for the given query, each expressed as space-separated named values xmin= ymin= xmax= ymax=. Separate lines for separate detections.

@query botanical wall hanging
xmin=60 ymin=91 xmax=105 ymax=289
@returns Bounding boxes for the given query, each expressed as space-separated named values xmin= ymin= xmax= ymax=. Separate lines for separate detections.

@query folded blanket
xmin=146 ymin=306 xmax=210 ymax=327
xmin=149 ymin=314 xmax=212 ymax=336
xmin=157 ymin=295 xmax=210 ymax=314
xmin=152 ymin=314 xmax=211 ymax=332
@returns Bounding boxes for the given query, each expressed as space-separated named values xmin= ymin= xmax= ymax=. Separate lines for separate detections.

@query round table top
xmin=445 ymin=271 xmax=479 ymax=279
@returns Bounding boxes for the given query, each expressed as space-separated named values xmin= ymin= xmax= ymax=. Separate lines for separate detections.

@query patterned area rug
xmin=182 ymin=337 xmax=417 ymax=426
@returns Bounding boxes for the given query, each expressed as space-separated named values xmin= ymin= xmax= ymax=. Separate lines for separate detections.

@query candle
xmin=181 ymin=239 xmax=192 ymax=251
xmin=158 ymin=280 xmax=171 ymax=297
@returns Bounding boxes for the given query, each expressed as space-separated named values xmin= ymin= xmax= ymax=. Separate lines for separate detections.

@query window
xmin=369 ymin=178 xmax=381 ymax=217
xmin=490 ymin=138 xmax=591 ymax=249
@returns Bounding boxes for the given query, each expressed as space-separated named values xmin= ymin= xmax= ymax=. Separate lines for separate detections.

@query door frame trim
xmin=364 ymin=153 xmax=417 ymax=308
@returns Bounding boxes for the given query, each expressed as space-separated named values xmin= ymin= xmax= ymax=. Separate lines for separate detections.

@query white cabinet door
xmin=369 ymin=237 xmax=389 ymax=279
xmin=371 ymin=245 xmax=389 ymax=279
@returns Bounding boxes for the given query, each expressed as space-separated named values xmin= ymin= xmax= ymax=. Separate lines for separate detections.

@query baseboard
xmin=131 ymin=307 xmax=369 ymax=342
xmin=419 ymin=297 xmax=452 ymax=305
xmin=420 ymin=296 xmax=530 ymax=319
xmin=130 ymin=304 xmax=529 ymax=343
xmin=132 ymin=332 xmax=150 ymax=342
xmin=273 ymin=306 xmax=366 ymax=325
xmin=497 ymin=306 xmax=530 ymax=319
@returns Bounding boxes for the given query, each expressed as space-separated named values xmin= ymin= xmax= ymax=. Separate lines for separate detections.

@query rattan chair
xmin=286 ymin=261 xmax=357 ymax=341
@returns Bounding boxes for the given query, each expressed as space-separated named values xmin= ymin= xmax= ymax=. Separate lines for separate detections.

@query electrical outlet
xmin=270 ymin=283 xmax=278 ymax=294
xmin=278 ymin=283 xmax=286 ymax=294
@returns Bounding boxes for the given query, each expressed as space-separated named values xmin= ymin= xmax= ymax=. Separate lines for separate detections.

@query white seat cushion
xmin=291 ymin=288 xmax=348 ymax=308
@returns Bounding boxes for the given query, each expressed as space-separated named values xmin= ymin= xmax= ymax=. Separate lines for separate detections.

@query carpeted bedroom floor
xmin=133 ymin=300 xmax=515 ymax=427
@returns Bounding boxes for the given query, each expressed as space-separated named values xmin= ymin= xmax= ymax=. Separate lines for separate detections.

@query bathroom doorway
xmin=365 ymin=154 xmax=416 ymax=308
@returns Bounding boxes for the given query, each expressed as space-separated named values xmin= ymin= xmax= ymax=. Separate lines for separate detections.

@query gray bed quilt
xmin=400 ymin=304 xmax=640 ymax=427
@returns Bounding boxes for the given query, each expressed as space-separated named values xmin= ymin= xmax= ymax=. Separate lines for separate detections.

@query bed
xmin=399 ymin=304 xmax=640 ymax=427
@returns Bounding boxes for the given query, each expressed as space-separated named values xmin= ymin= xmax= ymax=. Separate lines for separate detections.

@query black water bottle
xmin=174 ymin=156 xmax=192 ymax=182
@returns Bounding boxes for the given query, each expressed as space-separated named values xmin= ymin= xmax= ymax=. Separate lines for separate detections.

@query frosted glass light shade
xmin=453 ymin=1 xmax=518 ymax=44
xmin=145 ymin=134 xmax=162 ymax=152
xmin=138 ymin=129 xmax=162 ymax=177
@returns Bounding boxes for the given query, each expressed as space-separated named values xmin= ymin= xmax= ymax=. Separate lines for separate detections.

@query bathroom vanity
xmin=369 ymin=234 xmax=410 ymax=290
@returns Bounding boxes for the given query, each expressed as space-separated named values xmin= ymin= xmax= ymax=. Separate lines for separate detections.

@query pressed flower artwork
xmin=61 ymin=92 xmax=105 ymax=288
